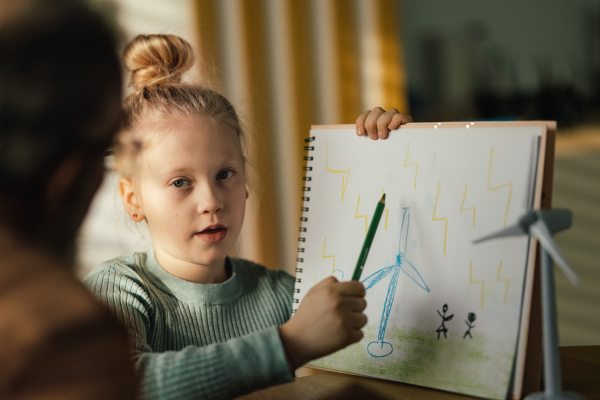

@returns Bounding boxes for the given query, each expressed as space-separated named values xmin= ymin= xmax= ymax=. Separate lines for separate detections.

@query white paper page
xmin=294 ymin=127 xmax=541 ymax=400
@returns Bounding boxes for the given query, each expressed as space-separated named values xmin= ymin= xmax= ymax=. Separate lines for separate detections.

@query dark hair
xmin=0 ymin=0 xmax=121 ymax=196
xmin=0 ymin=0 xmax=122 ymax=253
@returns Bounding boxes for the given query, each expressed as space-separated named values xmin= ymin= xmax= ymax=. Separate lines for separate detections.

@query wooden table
xmin=237 ymin=346 xmax=600 ymax=400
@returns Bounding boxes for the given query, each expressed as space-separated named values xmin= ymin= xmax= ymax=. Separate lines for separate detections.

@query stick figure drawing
xmin=436 ymin=304 xmax=454 ymax=339
xmin=464 ymin=312 xmax=476 ymax=339
xmin=361 ymin=207 xmax=430 ymax=357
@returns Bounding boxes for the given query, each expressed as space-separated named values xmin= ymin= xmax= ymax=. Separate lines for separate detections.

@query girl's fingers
xmin=388 ymin=113 xmax=413 ymax=130
xmin=305 ymin=276 xmax=338 ymax=296
xmin=358 ymin=108 xmax=413 ymax=139
xmin=343 ymin=297 xmax=367 ymax=312
xmin=336 ymin=281 xmax=366 ymax=297
xmin=317 ymin=276 xmax=339 ymax=286
xmin=346 ymin=313 xmax=368 ymax=330
xmin=376 ymin=108 xmax=400 ymax=139
xmin=345 ymin=329 xmax=364 ymax=345
xmin=356 ymin=111 xmax=371 ymax=136
xmin=365 ymin=107 xmax=385 ymax=140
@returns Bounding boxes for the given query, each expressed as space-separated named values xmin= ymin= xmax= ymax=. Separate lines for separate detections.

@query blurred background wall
xmin=76 ymin=0 xmax=600 ymax=346
xmin=402 ymin=0 xmax=600 ymax=126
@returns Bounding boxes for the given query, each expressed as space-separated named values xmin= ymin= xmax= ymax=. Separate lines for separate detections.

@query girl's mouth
xmin=195 ymin=225 xmax=228 ymax=243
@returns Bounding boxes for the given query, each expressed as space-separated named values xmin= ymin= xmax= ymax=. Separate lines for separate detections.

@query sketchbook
xmin=293 ymin=122 xmax=554 ymax=400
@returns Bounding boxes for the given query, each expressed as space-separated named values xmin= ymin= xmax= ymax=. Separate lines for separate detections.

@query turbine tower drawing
xmin=362 ymin=207 xmax=431 ymax=357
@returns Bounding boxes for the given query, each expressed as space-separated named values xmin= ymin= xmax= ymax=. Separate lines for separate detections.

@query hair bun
xmin=124 ymin=34 xmax=195 ymax=91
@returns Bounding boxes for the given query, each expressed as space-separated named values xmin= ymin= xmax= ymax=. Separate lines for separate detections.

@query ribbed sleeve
xmin=83 ymin=251 xmax=295 ymax=400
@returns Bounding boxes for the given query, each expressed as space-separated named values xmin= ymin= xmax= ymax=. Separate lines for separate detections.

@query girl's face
xmin=138 ymin=115 xmax=246 ymax=273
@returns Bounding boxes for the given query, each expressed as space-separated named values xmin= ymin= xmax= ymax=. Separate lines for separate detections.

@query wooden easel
xmin=519 ymin=121 xmax=556 ymax=399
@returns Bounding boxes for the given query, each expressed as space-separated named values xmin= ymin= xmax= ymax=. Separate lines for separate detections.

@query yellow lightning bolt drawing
xmin=470 ymin=261 xmax=485 ymax=308
xmin=487 ymin=148 xmax=513 ymax=227
xmin=326 ymin=141 xmax=350 ymax=202
xmin=432 ymin=181 xmax=448 ymax=255
xmin=460 ymin=184 xmax=476 ymax=228
xmin=322 ymin=238 xmax=336 ymax=274
xmin=382 ymin=189 xmax=389 ymax=230
xmin=496 ymin=261 xmax=510 ymax=305
xmin=355 ymin=195 xmax=368 ymax=237
xmin=404 ymin=141 xmax=418 ymax=189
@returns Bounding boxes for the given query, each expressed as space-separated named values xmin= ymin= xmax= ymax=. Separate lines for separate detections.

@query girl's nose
xmin=197 ymin=184 xmax=224 ymax=214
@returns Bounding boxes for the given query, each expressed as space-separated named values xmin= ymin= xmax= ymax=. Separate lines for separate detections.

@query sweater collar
xmin=143 ymin=249 xmax=243 ymax=304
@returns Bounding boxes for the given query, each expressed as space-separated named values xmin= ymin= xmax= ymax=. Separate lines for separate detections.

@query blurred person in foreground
xmin=0 ymin=0 xmax=137 ymax=398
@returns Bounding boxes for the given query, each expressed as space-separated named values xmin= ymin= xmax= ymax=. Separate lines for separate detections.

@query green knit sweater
xmin=83 ymin=249 xmax=295 ymax=400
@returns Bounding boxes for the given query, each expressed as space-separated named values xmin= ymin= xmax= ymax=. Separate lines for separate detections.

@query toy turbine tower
xmin=474 ymin=209 xmax=583 ymax=400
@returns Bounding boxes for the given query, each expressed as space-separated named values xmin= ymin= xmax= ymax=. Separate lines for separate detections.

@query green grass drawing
xmin=309 ymin=324 xmax=515 ymax=400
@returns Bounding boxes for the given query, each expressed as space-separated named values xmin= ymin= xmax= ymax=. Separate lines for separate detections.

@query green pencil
xmin=352 ymin=193 xmax=386 ymax=281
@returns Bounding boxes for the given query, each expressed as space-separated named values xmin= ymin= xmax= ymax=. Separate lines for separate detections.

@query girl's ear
xmin=118 ymin=177 xmax=145 ymax=221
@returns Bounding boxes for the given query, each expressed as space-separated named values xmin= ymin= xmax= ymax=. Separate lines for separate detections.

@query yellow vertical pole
xmin=237 ymin=0 xmax=282 ymax=269
xmin=375 ymin=0 xmax=408 ymax=112
xmin=192 ymin=0 xmax=221 ymax=89
xmin=332 ymin=0 xmax=361 ymax=123
xmin=286 ymin=0 xmax=315 ymax=270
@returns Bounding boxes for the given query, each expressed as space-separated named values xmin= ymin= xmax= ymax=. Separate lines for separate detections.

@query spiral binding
xmin=293 ymin=135 xmax=315 ymax=313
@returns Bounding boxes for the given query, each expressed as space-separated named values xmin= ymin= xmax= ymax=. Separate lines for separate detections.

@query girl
xmin=84 ymin=34 xmax=411 ymax=400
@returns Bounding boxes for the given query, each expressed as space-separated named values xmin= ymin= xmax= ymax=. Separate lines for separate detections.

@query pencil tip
xmin=382 ymin=193 xmax=386 ymax=202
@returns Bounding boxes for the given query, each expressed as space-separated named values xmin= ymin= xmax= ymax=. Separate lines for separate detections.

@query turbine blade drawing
xmin=401 ymin=260 xmax=431 ymax=292
xmin=399 ymin=208 xmax=410 ymax=256
xmin=362 ymin=266 xmax=395 ymax=290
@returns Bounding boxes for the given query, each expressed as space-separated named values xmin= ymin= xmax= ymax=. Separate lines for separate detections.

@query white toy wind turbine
xmin=473 ymin=209 xmax=583 ymax=400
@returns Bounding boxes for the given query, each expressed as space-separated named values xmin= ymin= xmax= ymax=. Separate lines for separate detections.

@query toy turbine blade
xmin=472 ymin=224 xmax=526 ymax=244
xmin=530 ymin=219 xmax=580 ymax=286
xmin=539 ymin=209 xmax=572 ymax=235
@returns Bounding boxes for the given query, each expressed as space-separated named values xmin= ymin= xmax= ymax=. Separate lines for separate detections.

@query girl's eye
xmin=172 ymin=179 xmax=190 ymax=188
xmin=217 ymin=170 xmax=234 ymax=180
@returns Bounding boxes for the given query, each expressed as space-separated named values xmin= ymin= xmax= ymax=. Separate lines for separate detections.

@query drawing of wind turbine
xmin=362 ymin=207 xmax=431 ymax=357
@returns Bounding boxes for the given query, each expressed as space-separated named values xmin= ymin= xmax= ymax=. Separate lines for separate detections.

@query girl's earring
xmin=133 ymin=214 xmax=138 ymax=219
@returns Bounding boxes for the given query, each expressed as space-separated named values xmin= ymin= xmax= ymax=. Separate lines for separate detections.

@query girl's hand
xmin=278 ymin=277 xmax=367 ymax=370
xmin=356 ymin=107 xmax=413 ymax=140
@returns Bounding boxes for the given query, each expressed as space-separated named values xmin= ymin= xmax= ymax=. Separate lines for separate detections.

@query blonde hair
xmin=116 ymin=34 xmax=247 ymax=179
